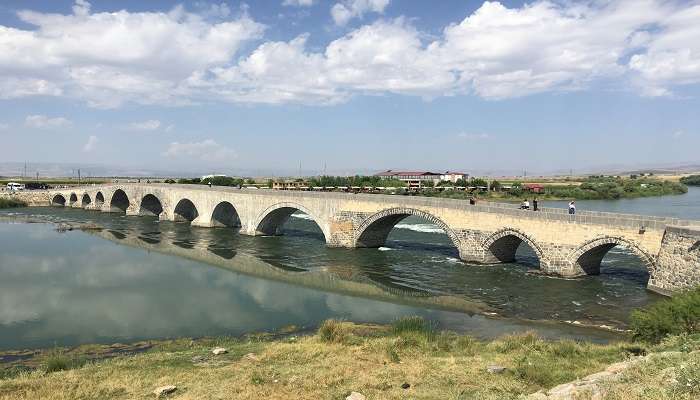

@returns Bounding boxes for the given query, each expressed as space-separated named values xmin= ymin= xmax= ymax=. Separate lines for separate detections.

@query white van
xmin=6 ymin=182 xmax=25 ymax=191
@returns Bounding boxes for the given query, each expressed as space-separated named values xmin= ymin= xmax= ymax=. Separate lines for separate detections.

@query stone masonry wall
xmin=649 ymin=226 xmax=700 ymax=295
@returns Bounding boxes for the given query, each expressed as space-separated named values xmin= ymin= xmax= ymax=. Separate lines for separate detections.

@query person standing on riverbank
xmin=569 ymin=201 xmax=576 ymax=215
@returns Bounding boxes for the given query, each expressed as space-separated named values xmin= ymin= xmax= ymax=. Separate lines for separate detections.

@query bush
xmin=318 ymin=319 xmax=348 ymax=344
xmin=0 ymin=198 xmax=27 ymax=208
xmin=630 ymin=288 xmax=700 ymax=343
xmin=43 ymin=349 xmax=85 ymax=373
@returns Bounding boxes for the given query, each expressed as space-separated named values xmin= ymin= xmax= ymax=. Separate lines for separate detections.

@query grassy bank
xmin=0 ymin=319 xmax=698 ymax=399
xmin=2 ymin=288 xmax=699 ymax=399
xmin=0 ymin=197 xmax=27 ymax=208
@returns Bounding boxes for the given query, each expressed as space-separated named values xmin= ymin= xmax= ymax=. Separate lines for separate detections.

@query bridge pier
xmin=649 ymin=226 xmax=700 ymax=295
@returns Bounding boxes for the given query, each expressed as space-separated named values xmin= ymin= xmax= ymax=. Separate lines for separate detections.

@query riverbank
xmin=0 ymin=319 xmax=697 ymax=399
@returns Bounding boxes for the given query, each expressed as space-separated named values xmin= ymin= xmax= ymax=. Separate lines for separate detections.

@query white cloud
xmin=672 ymin=130 xmax=684 ymax=138
xmin=458 ymin=132 xmax=490 ymax=140
xmin=163 ymin=139 xmax=236 ymax=162
xmin=129 ymin=119 xmax=162 ymax=131
xmin=82 ymin=135 xmax=98 ymax=152
xmin=0 ymin=123 xmax=8 ymax=130
xmin=1 ymin=0 xmax=700 ymax=106
xmin=0 ymin=0 xmax=264 ymax=108
xmin=282 ymin=0 xmax=314 ymax=7
xmin=24 ymin=115 xmax=72 ymax=128
xmin=331 ymin=0 xmax=390 ymax=26
xmin=165 ymin=124 xmax=175 ymax=133
xmin=627 ymin=4 xmax=700 ymax=97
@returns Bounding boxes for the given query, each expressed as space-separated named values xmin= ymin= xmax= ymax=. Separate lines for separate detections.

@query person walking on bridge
xmin=568 ymin=200 xmax=576 ymax=215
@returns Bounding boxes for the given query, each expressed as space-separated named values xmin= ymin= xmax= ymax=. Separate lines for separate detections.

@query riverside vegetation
xmin=680 ymin=175 xmax=700 ymax=186
xmin=1 ymin=289 xmax=699 ymax=399
xmin=177 ymin=175 xmax=688 ymax=201
xmin=0 ymin=197 xmax=27 ymax=208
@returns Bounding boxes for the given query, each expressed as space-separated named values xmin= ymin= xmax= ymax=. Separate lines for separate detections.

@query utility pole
xmin=78 ymin=169 xmax=81 ymax=185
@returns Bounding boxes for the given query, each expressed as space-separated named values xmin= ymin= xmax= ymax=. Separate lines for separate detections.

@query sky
xmin=1 ymin=0 xmax=699 ymax=177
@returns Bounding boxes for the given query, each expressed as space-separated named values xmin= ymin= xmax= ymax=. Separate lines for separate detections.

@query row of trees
xmin=307 ymin=175 xmax=406 ymax=188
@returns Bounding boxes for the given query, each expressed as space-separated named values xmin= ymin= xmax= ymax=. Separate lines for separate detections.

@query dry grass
xmin=0 ymin=322 xmax=697 ymax=400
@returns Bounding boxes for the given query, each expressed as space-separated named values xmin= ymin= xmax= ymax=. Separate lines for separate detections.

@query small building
xmin=440 ymin=171 xmax=469 ymax=183
xmin=524 ymin=183 xmax=545 ymax=193
xmin=374 ymin=170 xmax=446 ymax=189
xmin=272 ymin=180 xmax=309 ymax=190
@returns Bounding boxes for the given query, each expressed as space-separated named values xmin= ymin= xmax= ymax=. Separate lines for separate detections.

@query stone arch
xmin=95 ymin=192 xmax=105 ymax=208
xmin=173 ymin=198 xmax=199 ymax=223
xmin=354 ymin=207 xmax=461 ymax=249
xmin=81 ymin=193 xmax=91 ymax=207
xmin=568 ymin=236 xmax=655 ymax=275
xmin=211 ymin=201 xmax=241 ymax=228
xmin=254 ymin=202 xmax=327 ymax=239
xmin=69 ymin=193 xmax=78 ymax=206
xmin=109 ymin=189 xmax=130 ymax=213
xmin=139 ymin=194 xmax=163 ymax=217
xmin=481 ymin=228 xmax=545 ymax=265
xmin=51 ymin=194 xmax=66 ymax=206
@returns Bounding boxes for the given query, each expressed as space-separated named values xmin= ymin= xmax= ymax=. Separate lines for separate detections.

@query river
xmin=0 ymin=187 xmax=698 ymax=350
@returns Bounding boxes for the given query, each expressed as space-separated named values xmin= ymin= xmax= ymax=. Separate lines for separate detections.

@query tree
xmin=470 ymin=177 xmax=488 ymax=187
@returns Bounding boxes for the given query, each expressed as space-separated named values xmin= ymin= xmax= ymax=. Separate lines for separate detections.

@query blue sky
xmin=1 ymin=0 xmax=699 ymax=176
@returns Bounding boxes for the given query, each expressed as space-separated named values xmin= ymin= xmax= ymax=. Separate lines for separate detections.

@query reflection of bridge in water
xmin=87 ymin=223 xmax=492 ymax=315
xmin=33 ymin=183 xmax=700 ymax=295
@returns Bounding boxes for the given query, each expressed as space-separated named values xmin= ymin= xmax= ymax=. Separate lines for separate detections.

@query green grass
xmin=391 ymin=316 xmax=434 ymax=336
xmin=0 ymin=320 xmax=699 ymax=399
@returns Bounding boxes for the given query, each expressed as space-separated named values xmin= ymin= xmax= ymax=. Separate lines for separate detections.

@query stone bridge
xmin=41 ymin=183 xmax=700 ymax=295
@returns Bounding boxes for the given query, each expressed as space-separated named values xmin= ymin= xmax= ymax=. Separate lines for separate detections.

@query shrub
xmin=43 ymin=349 xmax=85 ymax=373
xmin=0 ymin=198 xmax=27 ymax=208
xmin=385 ymin=340 xmax=401 ymax=363
xmin=630 ymin=287 xmax=700 ymax=343
xmin=318 ymin=319 xmax=348 ymax=344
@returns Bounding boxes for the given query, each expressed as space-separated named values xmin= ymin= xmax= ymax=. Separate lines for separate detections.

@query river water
xmin=0 ymin=187 xmax=698 ymax=351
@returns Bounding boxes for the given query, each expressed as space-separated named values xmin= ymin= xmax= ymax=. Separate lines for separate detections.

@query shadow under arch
xmin=254 ymin=202 xmax=327 ymax=241
xmin=81 ymin=193 xmax=91 ymax=208
xmin=139 ymin=194 xmax=163 ymax=217
xmin=51 ymin=194 xmax=66 ymax=206
xmin=481 ymin=228 xmax=544 ymax=267
xmin=353 ymin=207 xmax=461 ymax=249
xmin=95 ymin=192 xmax=105 ymax=208
xmin=109 ymin=189 xmax=130 ymax=213
xmin=173 ymin=198 xmax=199 ymax=223
xmin=211 ymin=201 xmax=241 ymax=228
xmin=568 ymin=236 xmax=655 ymax=276
xmin=69 ymin=193 xmax=78 ymax=206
